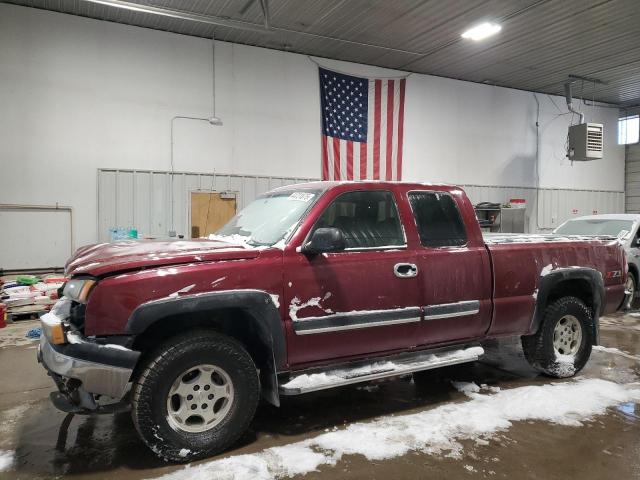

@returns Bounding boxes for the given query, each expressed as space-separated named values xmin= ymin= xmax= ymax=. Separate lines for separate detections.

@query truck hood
xmin=65 ymin=239 xmax=261 ymax=277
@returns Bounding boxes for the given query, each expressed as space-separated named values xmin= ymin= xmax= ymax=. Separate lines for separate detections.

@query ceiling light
xmin=461 ymin=22 xmax=501 ymax=41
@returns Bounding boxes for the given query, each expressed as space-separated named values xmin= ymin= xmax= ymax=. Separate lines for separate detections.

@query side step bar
xmin=279 ymin=346 xmax=484 ymax=395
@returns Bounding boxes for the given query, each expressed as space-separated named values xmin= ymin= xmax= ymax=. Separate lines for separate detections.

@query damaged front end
xmin=37 ymin=296 xmax=140 ymax=414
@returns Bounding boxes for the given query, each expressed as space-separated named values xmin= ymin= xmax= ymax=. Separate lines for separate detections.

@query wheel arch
xmin=126 ymin=289 xmax=285 ymax=406
xmin=529 ymin=268 xmax=604 ymax=344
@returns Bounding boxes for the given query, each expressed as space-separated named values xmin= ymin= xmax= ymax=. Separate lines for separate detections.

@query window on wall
xmin=618 ymin=115 xmax=639 ymax=145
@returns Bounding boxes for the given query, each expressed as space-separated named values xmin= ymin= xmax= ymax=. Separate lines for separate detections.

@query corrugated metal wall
xmin=97 ymin=169 xmax=624 ymax=240
xmin=626 ymin=144 xmax=640 ymax=213
xmin=97 ymin=169 xmax=316 ymax=242
xmin=463 ymin=184 xmax=624 ymax=232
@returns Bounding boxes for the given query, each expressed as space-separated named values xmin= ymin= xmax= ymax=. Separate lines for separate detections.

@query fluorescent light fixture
xmin=461 ymin=22 xmax=501 ymax=41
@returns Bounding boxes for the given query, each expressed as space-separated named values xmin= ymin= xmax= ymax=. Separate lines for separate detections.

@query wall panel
xmin=462 ymin=184 xmax=623 ymax=232
xmin=626 ymin=144 xmax=640 ymax=213
xmin=0 ymin=206 xmax=72 ymax=271
xmin=98 ymin=169 xmax=624 ymax=240
xmin=97 ymin=169 xmax=316 ymax=241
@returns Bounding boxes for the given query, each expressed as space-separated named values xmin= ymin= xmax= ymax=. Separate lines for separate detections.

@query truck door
xmin=283 ymin=189 xmax=421 ymax=367
xmin=406 ymin=190 xmax=493 ymax=345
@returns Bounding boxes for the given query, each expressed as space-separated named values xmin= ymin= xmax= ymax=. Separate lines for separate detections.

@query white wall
xmin=0 ymin=4 xmax=625 ymax=251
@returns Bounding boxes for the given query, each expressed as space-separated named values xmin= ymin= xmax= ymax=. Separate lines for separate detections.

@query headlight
xmin=63 ymin=278 xmax=96 ymax=303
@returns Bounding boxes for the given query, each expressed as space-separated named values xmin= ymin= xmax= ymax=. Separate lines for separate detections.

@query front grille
xmin=68 ymin=301 xmax=86 ymax=333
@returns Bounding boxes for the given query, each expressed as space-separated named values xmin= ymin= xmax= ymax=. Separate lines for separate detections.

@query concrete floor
xmin=0 ymin=314 xmax=639 ymax=479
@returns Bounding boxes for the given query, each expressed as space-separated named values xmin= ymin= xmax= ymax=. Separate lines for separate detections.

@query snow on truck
xmin=37 ymin=181 xmax=626 ymax=461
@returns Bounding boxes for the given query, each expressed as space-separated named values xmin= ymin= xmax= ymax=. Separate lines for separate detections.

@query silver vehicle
xmin=554 ymin=214 xmax=640 ymax=310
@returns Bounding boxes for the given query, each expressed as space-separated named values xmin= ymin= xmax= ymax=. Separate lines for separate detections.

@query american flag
xmin=319 ymin=67 xmax=406 ymax=181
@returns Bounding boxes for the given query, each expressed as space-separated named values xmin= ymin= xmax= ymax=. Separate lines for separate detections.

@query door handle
xmin=394 ymin=263 xmax=418 ymax=278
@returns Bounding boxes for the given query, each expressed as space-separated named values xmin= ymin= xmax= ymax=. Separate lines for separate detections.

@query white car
xmin=553 ymin=214 xmax=640 ymax=310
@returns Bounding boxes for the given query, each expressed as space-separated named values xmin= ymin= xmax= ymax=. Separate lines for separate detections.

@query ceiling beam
xmin=82 ymin=0 xmax=273 ymax=33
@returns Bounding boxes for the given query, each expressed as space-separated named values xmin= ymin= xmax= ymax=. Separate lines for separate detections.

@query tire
xmin=131 ymin=330 xmax=260 ymax=462
xmin=521 ymin=296 xmax=593 ymax=378
xmin=622 ymin=271 xmax=637 ymax=311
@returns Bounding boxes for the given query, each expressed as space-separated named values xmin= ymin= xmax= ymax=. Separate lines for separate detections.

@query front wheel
xmin=131 ymin=330 xmax=260 ymax=462
xmin=521 ymin=296 xmax=593 ymax=378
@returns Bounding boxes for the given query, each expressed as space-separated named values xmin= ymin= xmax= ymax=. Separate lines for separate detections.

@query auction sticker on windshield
xmin=288 ymin=192 xmax=315 ymax=202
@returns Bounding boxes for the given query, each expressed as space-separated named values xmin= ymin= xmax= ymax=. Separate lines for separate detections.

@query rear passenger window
xmin=408 ymin=192 xmax=467 ymax=247
xmin=313 ymin=191 xmax=405 ymax=249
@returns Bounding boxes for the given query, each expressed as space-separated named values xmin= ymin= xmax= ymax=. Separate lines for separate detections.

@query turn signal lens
xmin=49 ymin=323 xmax=67 ymax=345
xmin=41 ymin=314 xmax=67 ymax=345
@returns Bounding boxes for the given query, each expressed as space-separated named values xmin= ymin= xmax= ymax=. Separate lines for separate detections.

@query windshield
xmin=554 ymin=219 xmax=634 ymax=237
xmin=215 ymin=190 xmax=321 ymax=246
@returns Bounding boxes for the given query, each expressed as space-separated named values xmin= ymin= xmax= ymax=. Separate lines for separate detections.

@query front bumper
xmin=37 ymin=311 xmax=140 ymax=410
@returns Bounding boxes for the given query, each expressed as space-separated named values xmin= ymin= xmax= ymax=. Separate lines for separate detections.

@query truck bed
xmin=483 ymin=233 xmax=618 ymax=244
xmin=483 ymin=232 xmax=625 ymax=338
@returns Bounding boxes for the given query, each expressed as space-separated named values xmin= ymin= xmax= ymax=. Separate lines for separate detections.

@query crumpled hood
xmin=65 ymin=239 xmax=260 ymax=277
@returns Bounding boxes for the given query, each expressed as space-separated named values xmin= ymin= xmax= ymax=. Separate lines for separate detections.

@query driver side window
xmin=312 ymin=190 xmax=405 ymax=249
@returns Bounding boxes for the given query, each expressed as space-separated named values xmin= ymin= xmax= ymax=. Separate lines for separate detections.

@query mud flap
xmin=260 ymin=352 xmax=280 ymax=407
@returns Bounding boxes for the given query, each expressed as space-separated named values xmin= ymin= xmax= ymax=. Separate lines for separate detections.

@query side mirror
xmin=302 ymin=228 xmax=346 ymax=255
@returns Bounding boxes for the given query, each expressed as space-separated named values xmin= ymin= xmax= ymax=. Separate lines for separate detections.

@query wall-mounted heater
xmin=568 ymin=122 xmax=603 ymax=161
xmin=564 ymin=77 xmax=604 ymax=161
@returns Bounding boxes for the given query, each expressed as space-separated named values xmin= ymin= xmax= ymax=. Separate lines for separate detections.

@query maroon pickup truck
xmin=37 ymin=181 xmax=626 ymax=461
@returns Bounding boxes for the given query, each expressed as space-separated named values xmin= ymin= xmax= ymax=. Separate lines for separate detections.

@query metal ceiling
xmin=7 ymin=0 xmax=640 ymax=107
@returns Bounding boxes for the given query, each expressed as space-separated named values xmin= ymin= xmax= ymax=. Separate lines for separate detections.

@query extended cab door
xmin=283 ymin=187 xmax=421 ymax=367
xmin=406 ymin=190 xmax=493 ymax=345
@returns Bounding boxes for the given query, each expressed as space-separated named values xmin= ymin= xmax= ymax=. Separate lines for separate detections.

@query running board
xmin=279 ymin=346 xmax=484 ymax=395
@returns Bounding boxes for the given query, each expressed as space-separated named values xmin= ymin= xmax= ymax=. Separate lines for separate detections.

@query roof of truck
xmin=272 ymin=180 xmax=460 ymax=192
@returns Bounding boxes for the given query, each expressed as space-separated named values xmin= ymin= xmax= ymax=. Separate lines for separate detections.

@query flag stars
xmin=320 ymin=69 xmax=368 ymax=142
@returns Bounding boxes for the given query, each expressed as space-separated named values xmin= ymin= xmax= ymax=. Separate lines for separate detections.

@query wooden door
xmin=190 ymin=192 xmax=237 ymax=238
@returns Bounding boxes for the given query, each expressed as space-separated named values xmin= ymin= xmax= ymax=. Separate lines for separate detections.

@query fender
xmin=529 ymin=267 xmax=604 ymax=344
xmin=126 ymin=289 xmax=285 ymax=406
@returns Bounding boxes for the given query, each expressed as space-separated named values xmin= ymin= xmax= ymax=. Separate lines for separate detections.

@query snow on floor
xmin=153 ymin=378 xmax=640 ymax=480
xmin=0 ymin=450 xmax=15 ymax=472
xmin=451 ymin=381 xmax=481 ymax=396
xmin=593 ymin=345 xmax=640 ymax=362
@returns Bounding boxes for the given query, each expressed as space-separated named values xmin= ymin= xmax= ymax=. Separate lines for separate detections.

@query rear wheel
xmin=131 ymin=330 xmax=259 ymax=462
xmin=622 ymin=272 xmax=637 ymax=311
xmin=521 ymin=296 xmax=593 ymax=378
